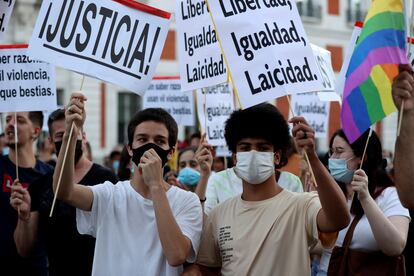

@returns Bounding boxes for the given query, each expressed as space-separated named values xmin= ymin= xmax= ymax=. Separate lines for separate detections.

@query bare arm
xmin=142 ymin=149 xmax=194 ymax=266
xmin=10 ymin=180 xmax=39 ymax=256
xmin=392 ymin=66 xmax=414 ymax=209
xmin=53 ymin=93 xmax=93 ymax=211
xmin=353 ymin=170 xmax=409 ymax=256
xmin=14 ymin=213 xmax=39 ymax=257
xmin=291 ymin=117 xmax=350 ymax=232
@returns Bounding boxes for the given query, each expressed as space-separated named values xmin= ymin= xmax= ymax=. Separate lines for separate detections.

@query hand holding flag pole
xmin=50 ymin=76 xmax=85 ymax=217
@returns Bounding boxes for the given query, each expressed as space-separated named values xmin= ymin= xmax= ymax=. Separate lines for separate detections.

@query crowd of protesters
xmin=0 ymin=68 xmax=413 ymax=276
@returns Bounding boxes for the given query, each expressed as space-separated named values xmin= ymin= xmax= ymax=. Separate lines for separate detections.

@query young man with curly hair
xmin=184 ymin=103 xmax=350 ymax=275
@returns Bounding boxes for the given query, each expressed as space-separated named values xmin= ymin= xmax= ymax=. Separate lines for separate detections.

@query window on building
xmin=296 ymin=0 xmax=322 ymax=20
xmin=347 ymin=0 xmax=369 ymax=24
xmin=118 ymin=92 xmax=141 ymax=144
xmin=56 ymin=88 xmax=65 ymax=106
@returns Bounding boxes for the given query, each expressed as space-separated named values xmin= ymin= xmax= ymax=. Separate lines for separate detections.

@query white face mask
xmin=234 ymin=151 xmax=275 ymax=184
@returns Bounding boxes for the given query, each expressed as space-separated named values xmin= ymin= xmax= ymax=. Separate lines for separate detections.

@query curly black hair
xmin=224 ymin=103 xmax=290 ymax=168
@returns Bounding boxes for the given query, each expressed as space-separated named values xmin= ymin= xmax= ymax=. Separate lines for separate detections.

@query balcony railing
xmin=346 ymin=5 xmax=367 ymax=24
xmin=297 ymin=0 xmax=322 ymax=22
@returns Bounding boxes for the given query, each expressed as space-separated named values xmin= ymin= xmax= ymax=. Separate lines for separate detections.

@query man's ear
xmin=127 ymin=144 xmax=133 ymax=157
xmin=32 ymin=126 xmax=41 ymax=140
xmin=167 ymin=146 xmax=176 ymax=161
xmin=274 ymin=150 xmax=282 ymax=166
xmin=232 ymin=153 xmax=237 ymax=165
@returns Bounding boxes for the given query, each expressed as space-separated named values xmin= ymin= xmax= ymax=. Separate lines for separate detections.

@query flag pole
xmin=50 ymin=75 xmax=85 ymax=217
xmin=286 ymin=95 xmax=318 ymax=188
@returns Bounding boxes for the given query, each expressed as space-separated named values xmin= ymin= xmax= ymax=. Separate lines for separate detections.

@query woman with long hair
xmin=317 ymin=129 xmax=410 ymax=276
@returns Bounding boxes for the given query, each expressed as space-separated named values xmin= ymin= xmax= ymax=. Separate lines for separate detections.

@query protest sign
xmin=290 ymin=93 xmax=330 ymax=138
xmin=336 ymin=21 xmax=363 ymax=97
xmin=206 ymin=0 xmax=324 ymax=108
xmin=197 ymin=83 xmax=234 ymax=146
xmin=176 ymin=0 xmax=227 ymax=91
xmin=143 ymin=77 xmax=195 ymax=126
xmin=42 ymin=106 xmax=63 ymax=131
xmin=28 ymin=0 xmax=171 ymax=96
xmin=0 ymin=45 xmax=57 ymax=113
xmin=311 ymin=44 xmax=336 ymax=92
xmin=0 ymin=0 xmax=15 ymax=41
xmin=317 ymin=91 xmax=341 ymax=103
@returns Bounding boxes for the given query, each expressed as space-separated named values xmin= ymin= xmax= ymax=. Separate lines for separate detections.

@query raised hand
xmin=351 ymin=169 xmax=370 ymax=201
xmin=392 ymin=65 xmax=414 ymax=112
xmin=195 ymin=134 xmax=213 ymax=176
xmin=139 ymin=148 xmax=164 ymax=189
xmin=289 ymin=116 xmax=316 ymax=156
xmin=65 ymin=92 xmax=87 ymax=134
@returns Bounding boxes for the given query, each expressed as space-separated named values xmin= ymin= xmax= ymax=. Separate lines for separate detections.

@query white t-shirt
xmin=317 ymin=187 xmax=410 ymax=275
xmin=77 ymin=181 xmax=203 ymax=276
xmin=204 ymin=168 xmax=303 ymax=215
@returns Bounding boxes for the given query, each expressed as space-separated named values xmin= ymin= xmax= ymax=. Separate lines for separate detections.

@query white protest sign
xmin=28 ymin=0 xmax=171 ymax=96
xmin=206 ymin=0 xmax=324 ymax=108
xmin=336 ymin=21 xmax=363 ymax=97
xmin=290 ymin=93 xmax=330 ymax=138
xmin=0 ymin=45 xmax=57 ymax=112
xmin=0 ymin=0 xmax=15 ymax=41
xmin=197 ymin=83 xmax=234 ymax=146
xmin=42 ymin=106 xmax=64 ymax=131
xmin=143 ymin=77 xmax=195 ymax=126
xmin=311 ymin=44 xmax=336 ymax=92
xmin=317 ymin=91 xmax=341 ymax=103
xmin=176 ymin=0 xmax=227 ymax=91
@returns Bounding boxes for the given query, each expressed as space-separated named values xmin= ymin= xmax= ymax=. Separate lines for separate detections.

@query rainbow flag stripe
xmin=341 ymin=0 xmax=408 ymax=143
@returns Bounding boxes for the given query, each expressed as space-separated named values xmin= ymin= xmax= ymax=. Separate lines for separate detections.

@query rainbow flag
xmin=341 ymin=0 xmax=408 ymax=143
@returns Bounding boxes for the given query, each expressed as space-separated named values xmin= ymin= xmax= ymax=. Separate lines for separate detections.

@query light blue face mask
xmin=178 ymin=167 xmax=201 ymax=186
xmin=112 ymin=160 xmax=120 ymax=172
xmin=2 ymin=147 xmax=9 ymax=156
xmin=328 ymin=158 xmax=355 ymax=183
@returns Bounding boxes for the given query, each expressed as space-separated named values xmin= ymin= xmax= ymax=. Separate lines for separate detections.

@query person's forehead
xmin=179 ymin=150 xmax=196 ymax=162
xmin=237 ymin=137 xmax=271 ymax=145
xmin=51 ymin=120 xmax=65 ymax=134
xmin=332 ymin=136 xmax=351 ymax=149
xmin=134 ymin=121 xmax=168 ymax=137
xmin=6 ymin=112 xmax=29 ymax=119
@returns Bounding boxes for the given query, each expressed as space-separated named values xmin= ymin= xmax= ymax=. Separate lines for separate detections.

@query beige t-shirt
xmin=197 ymin=190 xmax=321 ymax=276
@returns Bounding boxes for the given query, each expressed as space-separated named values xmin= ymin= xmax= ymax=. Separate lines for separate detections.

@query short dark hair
xmin=28 ymin=111 xmax=44 ymax=128
xmin=224 ymin=103 xmax=290 ymax=168
xmin=329 ymin=129 xmax=393 ymax=217
xmin=47 ymin=109 xmax=65 ymax=137
xmin=190 ymin=132 xmax=201 ymax=140
xmin=178 ymin=147 xmax=197 ymax=163
xmin=127 ymin=108 xmax=178 ymax=148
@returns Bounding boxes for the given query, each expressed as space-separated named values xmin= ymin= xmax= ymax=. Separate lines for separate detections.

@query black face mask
xmin=132 ymin=143 xmax=170 ymax=168
xmin=55 ymin=140 xmax=83 ymax=165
